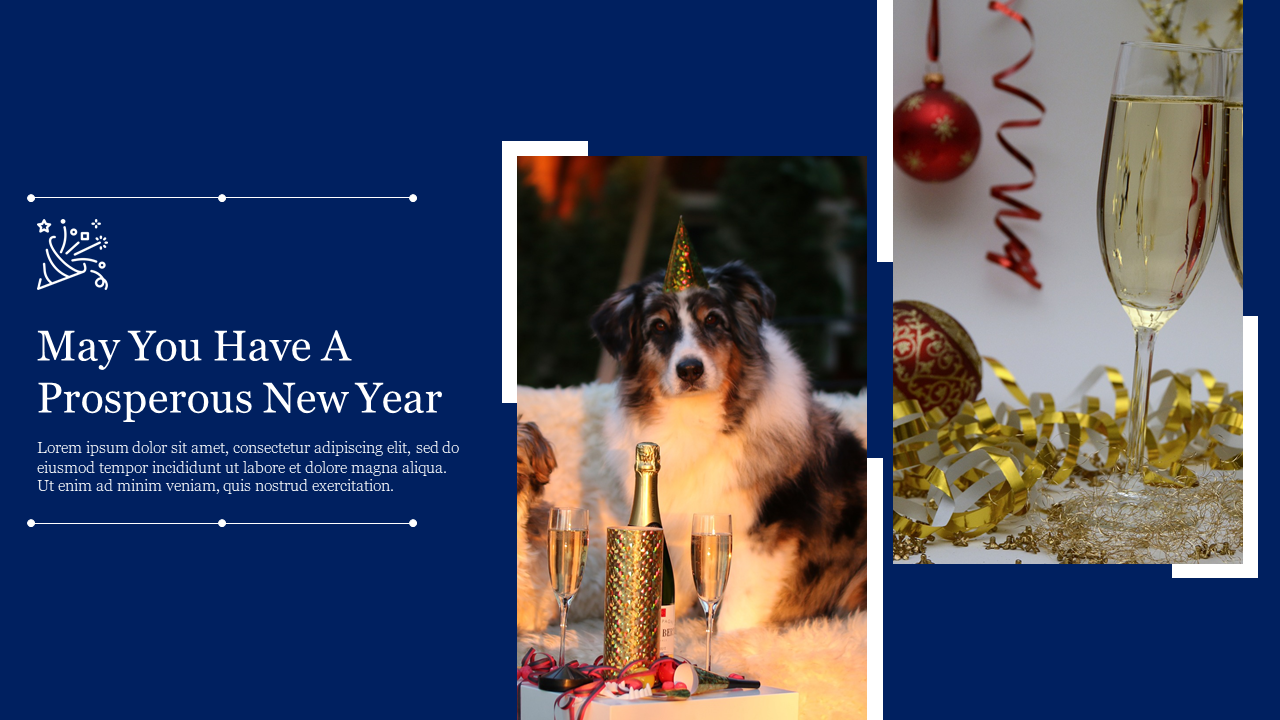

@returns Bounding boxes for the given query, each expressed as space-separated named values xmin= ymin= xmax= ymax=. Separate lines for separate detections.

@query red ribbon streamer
xmin=1177 ymin=103 xmax=1215 ymax=280
xmin=927 ymin=0 xmax=940 ymax=62
xmin=985 ymin=0 xmax=1044 ymax=289
xmin=518 ymin=650 xmax=694 ymax=720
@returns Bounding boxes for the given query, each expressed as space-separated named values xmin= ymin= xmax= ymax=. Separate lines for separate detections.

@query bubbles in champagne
xmin=548 ymin=528 xmax=588 ymax=598
xmin=691 ymin=532 xmax=732 ymax=604
xmin=1097 ymin=96 xmax=1223 ymax=330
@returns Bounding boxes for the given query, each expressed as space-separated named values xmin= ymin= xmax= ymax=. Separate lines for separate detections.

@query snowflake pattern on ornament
xmin=932 ymin=115 xmax=956 ymax=141
xmin=904 ymin=94 xmax=925 ymax=112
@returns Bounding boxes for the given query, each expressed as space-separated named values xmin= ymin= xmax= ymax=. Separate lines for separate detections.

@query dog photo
xmin=516 ymin=157 xmax=869 ymax=717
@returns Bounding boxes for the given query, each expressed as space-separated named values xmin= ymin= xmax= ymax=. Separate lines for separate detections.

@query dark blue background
xmin=7 ymin=1 xmax=1267 ymax=718
xmin=4 ymin=2 xmax=884 ymax=718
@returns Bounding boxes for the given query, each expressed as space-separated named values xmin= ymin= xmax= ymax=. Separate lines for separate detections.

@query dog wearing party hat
xmin=517 ymin=219 xmax=866 ymax=634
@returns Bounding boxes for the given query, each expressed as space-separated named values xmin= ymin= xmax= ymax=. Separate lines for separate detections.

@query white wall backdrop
xmin=892 ymin=0 xmax=1243 ymax=401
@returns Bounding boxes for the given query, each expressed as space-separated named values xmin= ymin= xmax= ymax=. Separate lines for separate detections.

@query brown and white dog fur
xmin=516 ymin=263 xmax=866 ymax=634
xmin=590 ymin=262 xmax=866 ymax=631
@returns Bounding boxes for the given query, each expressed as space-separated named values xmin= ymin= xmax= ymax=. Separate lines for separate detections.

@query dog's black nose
xmin=676 ymin=358 xmax=704 ymax=382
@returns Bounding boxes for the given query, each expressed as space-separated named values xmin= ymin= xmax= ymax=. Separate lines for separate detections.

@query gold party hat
xmin=663 ymin=217 xmax=708 ymax=293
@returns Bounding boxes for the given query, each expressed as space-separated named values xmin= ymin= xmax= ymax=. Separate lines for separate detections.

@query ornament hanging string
xmin=985 ymin=0 xmax=1045 ymax=289
xmin=892 ymin=0 xmax=981 ymax=182
xmin=927 ymin=0 xmax=940 ymax=62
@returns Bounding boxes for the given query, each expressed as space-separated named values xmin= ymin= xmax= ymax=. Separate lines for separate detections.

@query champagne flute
xmin=1221 ymin=48 xmax=1243 ymax=287
xmin=691 ymin=513 xmax=732 ymax=672
xmin=538 ymin=507 xmax=593 ymax=691
xmin=1096 ymin=42 xmax=1224 ymax=478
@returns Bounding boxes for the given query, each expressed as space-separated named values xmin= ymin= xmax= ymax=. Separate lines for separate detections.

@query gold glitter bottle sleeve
xmin=603 ymin=526 xmax=664 ymax=671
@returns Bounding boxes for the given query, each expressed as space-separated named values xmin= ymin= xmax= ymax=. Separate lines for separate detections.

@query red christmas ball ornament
xmin=893 ymin=300 xmax=982 ymax=418
xmin=893 ymin=73 xmax=981 ymax=182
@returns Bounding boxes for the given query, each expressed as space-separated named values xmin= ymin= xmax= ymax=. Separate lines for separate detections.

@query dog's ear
xmin=590 ymin=285 xmax=642 ymax=359
xmin=517 ymin=421 xmax=557 ymax=488
xmin=711 ymin=261 xmax=777 ymax=325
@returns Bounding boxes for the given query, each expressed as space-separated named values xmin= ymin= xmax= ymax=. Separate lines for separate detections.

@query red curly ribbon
xmin=520 ymin=650 xmax=703 ymax=720
xmin=985 ymin=0 xmax=1045 ymax=289
xmin=1178 ymin=103 xmax=1216 ymax=278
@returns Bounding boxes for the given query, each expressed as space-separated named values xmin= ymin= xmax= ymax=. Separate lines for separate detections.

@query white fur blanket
xmin=517 ymin=383 xmax=868 ymax=719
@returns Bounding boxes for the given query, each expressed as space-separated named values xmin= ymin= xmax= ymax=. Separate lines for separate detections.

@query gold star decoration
xmin=932 ymin=115 xmax=956 ymax=141
xmin=893 ymin=533 xmax=930 ymax=561
xmin=904 ymin=151 xmax=924 ymax=171
xmin=1166 ymin=63 xmax=1188 ymax=93
xmin=1139 ymin=0 xmax=1240 ymax=49
xmin=904 ymin=94 xmax=924 ymax=112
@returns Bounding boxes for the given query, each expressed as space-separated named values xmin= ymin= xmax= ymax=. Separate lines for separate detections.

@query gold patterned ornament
xmin=893 ymin=301 xmax=983 ymax=418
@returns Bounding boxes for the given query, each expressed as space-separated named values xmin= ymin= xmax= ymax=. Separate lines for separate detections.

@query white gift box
xmin=519 ymin=682 xmax=798 ymax=720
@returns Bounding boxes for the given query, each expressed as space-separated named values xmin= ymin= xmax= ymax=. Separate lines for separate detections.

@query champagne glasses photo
xmin=691 ymin=513 xmax=732 ymax=672
xmin=1096 ymin=42 xmax=1224 ymax=482
xmin=538 ymin=507 xmax=593 ymax=691
xmin=1221 ymin=47 xmax=1243 ymax=287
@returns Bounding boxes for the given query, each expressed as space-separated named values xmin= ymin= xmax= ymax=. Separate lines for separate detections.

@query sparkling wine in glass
xmin=1221 ymin=48 xmax=1242 ymax=286
xmin=1096 ymin=42 xmax=1224 ymax=477
xmin=691 ymin=513 xmax=732 ymax=672
xmin=538 ymin=507 xmax=593 ymax=691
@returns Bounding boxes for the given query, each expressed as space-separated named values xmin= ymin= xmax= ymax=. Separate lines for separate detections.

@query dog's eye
xmin=653 ymin=320 xmax=668 ymax=333
xmin=705 ymin=314 xmax=721 ymax=328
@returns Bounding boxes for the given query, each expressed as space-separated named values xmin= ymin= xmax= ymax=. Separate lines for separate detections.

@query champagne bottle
xmin=628 ymin=442 xmax=676 ymax=658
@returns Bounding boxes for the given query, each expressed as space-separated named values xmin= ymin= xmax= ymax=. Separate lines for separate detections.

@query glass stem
xmin=705 ymin=603 xmax=715 ymax=672
xmin=557 ymin=596 xmax=570 ymax=666
xmin=1128 ymin=325 xmax=1158 ymax=473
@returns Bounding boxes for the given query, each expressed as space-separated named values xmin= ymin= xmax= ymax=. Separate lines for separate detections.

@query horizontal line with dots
xmin=27 ymin=519 xmax=418 ymax=527
xmin=29 ymin=194 xmax=417 ymax=202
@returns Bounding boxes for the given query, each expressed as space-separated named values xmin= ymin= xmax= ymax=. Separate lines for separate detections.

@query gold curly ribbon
xmin=892 ymin=357 xmax=1243 ymax=539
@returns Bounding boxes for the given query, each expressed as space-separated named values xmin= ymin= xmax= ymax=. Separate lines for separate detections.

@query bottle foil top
xmin=634 ymin=442 xmax=660 ymax=473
